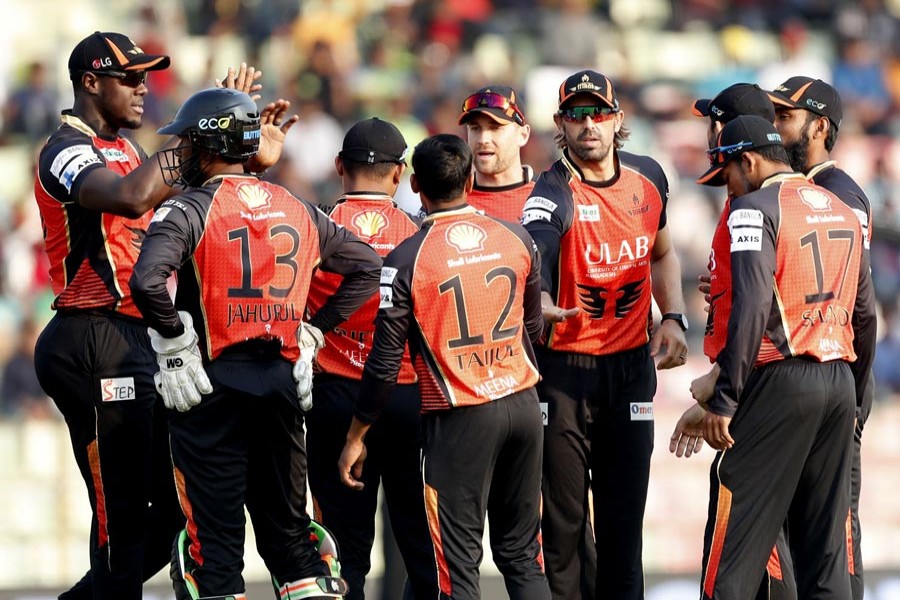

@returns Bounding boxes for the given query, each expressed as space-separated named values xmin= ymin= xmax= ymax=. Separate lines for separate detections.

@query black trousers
xmin=35 ymin=311 xmax=183 ymax=600
xmin=538 ymin=345 xmax=655 ymax=600
xmin=422 ymin=389 xmax=550 ymax=600
xmin=168 ymin=350 xmax=327 ymax=595
xmin=701 ymin=359 xmax=855 ymax=600
xmin=306 ymin=375 xmax=438 ymax=600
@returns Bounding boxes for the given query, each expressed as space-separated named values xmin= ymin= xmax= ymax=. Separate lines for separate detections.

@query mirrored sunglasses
xmin=558 ymin=105 xmax=618 ymax=123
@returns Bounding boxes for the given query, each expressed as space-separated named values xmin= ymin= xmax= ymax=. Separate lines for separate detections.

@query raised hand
xmin=216 ymin=63 xmax=263 ymax=101
xmin=247 ymin=99 xmax=300 ymax=173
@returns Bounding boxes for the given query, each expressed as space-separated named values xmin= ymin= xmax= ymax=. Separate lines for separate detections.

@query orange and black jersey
xmin=808 ymin=160 xmax=872 ymax=249
xmin=522 ymin=149 xmax=669 ymax=355
xmin=466 ymin=165 xmax=535 ymax=223
xmin=355 ymin=205 xmax=543 ymax=422
xmin=807 ymin=160 xmax=876 ymax=411
xmin=130 ymin=175 xmax=381 ymax=362
xmin=704 ymin=198 xmax=731 ymax=363
xmin=307 ymin=193 xmax=420 ymax=383
xmin=711 ymin=173 xmax=877 ymax=417
xmin=35 ymin=112 xmax=152 ymax=318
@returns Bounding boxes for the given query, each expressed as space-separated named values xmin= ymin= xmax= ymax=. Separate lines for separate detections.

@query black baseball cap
xmin=768 ymin=76 xmax=843 ymax=130
xmin=68 ymin=32 xmax=170 ymax=78
xmin=459 ymin=86 xmax=526 ymax=126
xmin=339 ymin=117 xmax=408 ymax=165
xmin=697 ymin=115 xmax=784 ymax=186
xmin=558 ymin=70 xmax=619 ymax=110
xmin=692 ymin=83 xmax=775 ymax=123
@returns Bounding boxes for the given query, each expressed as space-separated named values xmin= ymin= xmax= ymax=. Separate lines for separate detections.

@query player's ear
xmin=814 ymin=115 xmax=830 ymax=140
xmin=465 ymin=169 xmax=475 ymax=194
xmin=334 ymin=156 xmax=344 ymax=177
xmin=518 ymin=123 xmax=531 ymax=147
xmin=410 ymin=173 xmax=420 ymax=194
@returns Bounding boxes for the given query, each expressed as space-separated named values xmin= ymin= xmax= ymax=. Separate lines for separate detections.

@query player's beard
xmin=474 ymin=148 xmax=512 ymax=177
xmin=568 ymin=129 xmax=611 ymax=164
xmin=785 ymin=129 xmax=811 ymax=173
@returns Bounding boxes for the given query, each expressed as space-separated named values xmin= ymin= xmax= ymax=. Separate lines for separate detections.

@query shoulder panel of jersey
xmin=755 ymin=177 xmax=862 ymax=365
xmin=309 ymin=193 xmax=420 ymax=382
xmin=189 ymin=176 xmax=322 ymax=361
xmin=468 ymin=180 xmax=535 ymax=223
xmin=35 ymin=114 xmax=151 ymax=317
xmin=808 ymin=161 xmax=872 ymax=248
xmin=411 ymin=207 xmax=540 ymax=411
xmin=546 ymin=154 xmax=665 ymax=355
xmin=522 ymin=159 xmax=575 ymax=232
xmin=704 ymin=197 xmax=732 ymax=362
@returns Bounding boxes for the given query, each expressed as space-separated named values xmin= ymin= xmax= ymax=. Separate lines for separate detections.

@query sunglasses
xmin=91 ymin=70 xmax=148 ymax=88
xmin=461 ymin=92 xmax=525 ymax=125
xmin=706 ymin=141 xmax=753 ymax=166
xmin=558 ymin=105 xmax=618 ymax=123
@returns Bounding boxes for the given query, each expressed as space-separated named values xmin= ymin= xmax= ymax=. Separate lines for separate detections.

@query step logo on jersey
xmin=237 ymin=182 xmax=272 ymax=210
xmin=446 ymin=221 xmax=486 ymax=253
xmin=352 ymin=210 xmax=388 ymax=239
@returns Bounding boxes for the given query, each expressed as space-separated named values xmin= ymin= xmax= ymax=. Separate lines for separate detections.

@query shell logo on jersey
xmin=237 ymin=183 xmax=272 ymax=210
xmin=445 ymin=222 xmax=486 ymax=253
xmin=799 ymin=187 xmax=833 ymax=212
xmin=352 ymin=210 xmax=388 ymax=239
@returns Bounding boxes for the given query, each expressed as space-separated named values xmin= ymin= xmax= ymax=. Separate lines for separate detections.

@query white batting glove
xmin=293 ymin=322 xmax=325 ymax=411
xmin=148 ymin=311 xmax=213 ymax=412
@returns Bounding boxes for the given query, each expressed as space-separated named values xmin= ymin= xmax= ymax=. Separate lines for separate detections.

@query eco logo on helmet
xmin=198 ymin=116 xmax=233 ymax=130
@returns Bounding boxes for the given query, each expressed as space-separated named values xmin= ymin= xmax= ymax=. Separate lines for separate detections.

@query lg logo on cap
xmin=806 ymin=99 xmax=826 ymax=110
xmin=198 ymin=116 xmax=233 ymax=130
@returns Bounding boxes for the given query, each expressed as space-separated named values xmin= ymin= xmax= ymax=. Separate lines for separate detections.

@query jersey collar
xmin=804 ymin=160 xmax=837 ymax=180
xmin=421 ymin=204 xmax=478 ymax=226
xmin=759 ymin=171 xmax=807 ymax=189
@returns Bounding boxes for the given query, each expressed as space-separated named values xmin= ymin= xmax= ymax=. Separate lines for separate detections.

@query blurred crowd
xmin=0 ymin=0 xmax=899 ymax=419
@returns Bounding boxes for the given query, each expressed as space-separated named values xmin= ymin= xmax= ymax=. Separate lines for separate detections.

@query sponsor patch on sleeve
xmin=380 ymin=266 xmax=398 ymax=285
xmin=150 ymin=207 xmax=172 ymax=223
xmin=523 ymin=196 xmax=558 ymax=212
xmin=101 ymin=377 xmax=136 ymax=402
xmin=522 ymin=209 xmax=551 ymax=225
xmin=730 ymin=227 xmax=763 ymax=252
xmin=379 ymin=286 xmax=393 ymax=309
xmin=727 ymin=208 xmax=764 ymax=228
xmin=851 ymin=208 xmax=870 ymax=249
xmin=50 ymin=144 xmax=102 ymax=192
xmin=379 ymin=267 xmax=398 ymax=308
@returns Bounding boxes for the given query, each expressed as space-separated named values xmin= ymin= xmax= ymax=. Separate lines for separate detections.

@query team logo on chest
xmin=237 ymin=183 xmax=272 ymax=210
xmin=446 ymin=222 xmax=486 ymax=253
xmin=353 ymin=211 xmax=388 ymax=238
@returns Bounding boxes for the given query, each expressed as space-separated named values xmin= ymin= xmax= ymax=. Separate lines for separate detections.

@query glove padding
xmin=293 ymin=322 xmax=325 ymax=411
xmin=148 ymin=311 xmax=213 ymax=412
